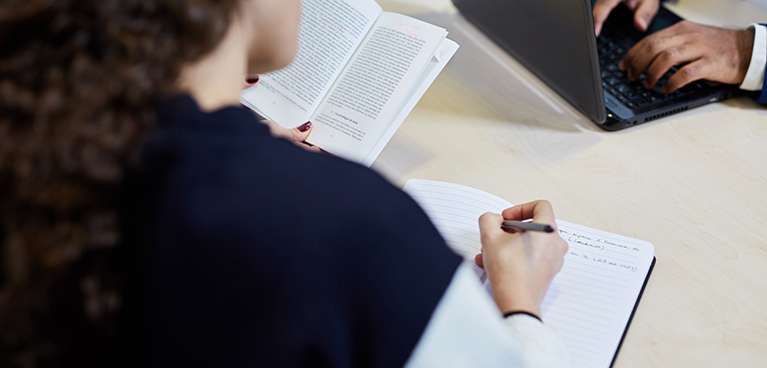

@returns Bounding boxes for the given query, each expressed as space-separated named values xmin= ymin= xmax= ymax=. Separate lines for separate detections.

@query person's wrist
xmin=503 ymin=310 xmax=543 ymax=322
xmin=492 ymin=287 xmax=542 ymax=319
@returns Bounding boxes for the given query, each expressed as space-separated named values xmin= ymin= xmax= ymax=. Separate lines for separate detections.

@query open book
xmin=241 ymin=0 xmax=458 ymax=167
xmin=403 ymin=179 xmax=656 ymax=368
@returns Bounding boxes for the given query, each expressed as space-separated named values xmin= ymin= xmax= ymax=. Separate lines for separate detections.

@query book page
xmin=402 ymin=179 xmax=656 ymax=368
xmin=360 ymin=38 xmax=459 ymax=166
xmin=307 ymin=12 xmax=447 ymax=163
xmin=241 ymin=0 xmax=382 ymax=126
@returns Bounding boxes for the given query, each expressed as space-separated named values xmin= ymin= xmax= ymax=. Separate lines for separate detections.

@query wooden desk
xmin=372 ymin=0 xmax=767 ymax=366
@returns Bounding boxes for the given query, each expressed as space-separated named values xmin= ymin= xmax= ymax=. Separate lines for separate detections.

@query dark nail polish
xmin=246 ymin=76 xmax=259 ymax=84
xmin=298 ymin=122 xmax=312 ymax=132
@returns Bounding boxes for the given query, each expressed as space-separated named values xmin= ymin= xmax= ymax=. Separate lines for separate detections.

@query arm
xmin=407 ymin=201 xmax=571 ymax=368
xmin=405 ymin=266 xmax=570 ymax=368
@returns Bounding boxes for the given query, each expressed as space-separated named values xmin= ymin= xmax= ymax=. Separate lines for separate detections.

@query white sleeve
xmin=404 ymin=265 xmax=570 ymax=368
xmin=740 ymin=24 xmax=767 ymax=91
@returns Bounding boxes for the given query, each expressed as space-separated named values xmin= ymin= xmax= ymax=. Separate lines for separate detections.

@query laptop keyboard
xmin=597 ymin=35 xmax=707 ymax=110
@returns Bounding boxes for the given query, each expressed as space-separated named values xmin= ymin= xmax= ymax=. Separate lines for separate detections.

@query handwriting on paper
xmin=559 ymin=228 xmax=642 ymax=252
xmin=395 ymin=19 xmax=425 ymax=40
xmin=568 ymin=250 xmax=638 ymax=272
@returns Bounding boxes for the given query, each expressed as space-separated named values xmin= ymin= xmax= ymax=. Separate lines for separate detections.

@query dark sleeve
xmin=337 ymin=176 xmax=463 ymax=368
xmin=759 ymin=23 xmax=767 ymax=104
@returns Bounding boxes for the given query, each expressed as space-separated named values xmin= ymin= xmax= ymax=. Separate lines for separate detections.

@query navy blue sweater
xmin=119 ymin=95 xmax=461 ymax=367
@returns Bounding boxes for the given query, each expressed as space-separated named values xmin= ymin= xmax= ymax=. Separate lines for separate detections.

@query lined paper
xmin=403 ymin=179 xmax=655 ymax=368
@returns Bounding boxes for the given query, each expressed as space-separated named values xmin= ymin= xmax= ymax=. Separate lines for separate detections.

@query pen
xmin=501 ymin=220 xmax=555 ymax=233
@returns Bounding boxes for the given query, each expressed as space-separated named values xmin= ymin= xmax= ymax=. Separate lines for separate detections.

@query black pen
xmin=501 ymin=220 xmax=555 ymax=233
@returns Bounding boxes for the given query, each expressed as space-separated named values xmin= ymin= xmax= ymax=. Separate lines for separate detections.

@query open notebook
xmin=402 ymin=179 xmax=656 ymax=368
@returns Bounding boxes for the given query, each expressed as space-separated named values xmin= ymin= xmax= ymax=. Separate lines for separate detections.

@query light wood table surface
xmin=371 ymin=0 xmax=767 ymax=366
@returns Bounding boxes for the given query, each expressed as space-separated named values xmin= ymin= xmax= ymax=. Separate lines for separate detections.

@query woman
xmin=0 ymin=0 xmax=569 ymax=367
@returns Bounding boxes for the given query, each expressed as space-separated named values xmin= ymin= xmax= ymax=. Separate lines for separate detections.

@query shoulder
xmin=140 ymin=99 xmax=452 ymax=259
xmin=123 ymin=97 xmax=462 ymax=366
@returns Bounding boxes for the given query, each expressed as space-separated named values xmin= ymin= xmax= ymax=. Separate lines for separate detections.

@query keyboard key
xmin=633 ymin=96 xmax=650 ymax=106
xmin=642 ymin=92 xmax=660 ymax=103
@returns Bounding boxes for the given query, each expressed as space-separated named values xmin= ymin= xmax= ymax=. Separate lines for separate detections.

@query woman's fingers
xmin=241 ymin=75 xmax=320 ymax=152
xmin=260 ymin=120 xmax=321 ymax=152
xmin=475 ymin=253 xmax=485 ymax=269
xmin=501 ymin=200 xmax=557 ymax=230
xmin=244 ymin=75 xmax=259 ymax=89
xmin=479 ymin=212 xmax=505 ymax=238
xmin=244 ymin=76 xmax=319 ymax=152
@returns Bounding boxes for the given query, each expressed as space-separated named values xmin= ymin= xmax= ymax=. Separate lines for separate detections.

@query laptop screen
xmin=452 ymin=0 xmax=606 ymax=123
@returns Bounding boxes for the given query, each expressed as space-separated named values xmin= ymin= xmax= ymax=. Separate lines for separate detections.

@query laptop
xmin=452 ymin=0 xmax=738 ymax=131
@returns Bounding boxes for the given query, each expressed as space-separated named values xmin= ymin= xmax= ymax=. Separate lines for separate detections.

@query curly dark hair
xmin=0 ymin=0 xmax=238 ymax=365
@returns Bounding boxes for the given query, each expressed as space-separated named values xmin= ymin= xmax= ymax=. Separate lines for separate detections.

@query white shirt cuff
xmin=740 ymin=24 xmax=766 ymax=91
xmin=503 ymin=314 xmax=571 ymax=368
xmin=405 ymin=265 xmax=570 ymax=368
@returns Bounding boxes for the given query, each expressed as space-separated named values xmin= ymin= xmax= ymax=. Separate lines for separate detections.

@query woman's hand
xmin=244 ymin=76 xmax=320 ymax=152
xmin=593 ymin=0 xmax=660 ymax=36
xmin=475 ymin=200 xmax=568 ymax=319
xmin=259 ymin=119 xmax=320 ymax=152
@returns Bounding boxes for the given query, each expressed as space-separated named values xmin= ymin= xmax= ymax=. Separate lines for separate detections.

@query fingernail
xmin=661 ymin=86 xmax=669 ymax=94
xmin=643 ymin=81 xmax=650 ymax=89
xmin=619 ymin=61 xmax=625 ymax=70
xmin=246 ymin=76 xmax=259 ymax=84
xmin=298 ymin=121 xmax=312 ymax=132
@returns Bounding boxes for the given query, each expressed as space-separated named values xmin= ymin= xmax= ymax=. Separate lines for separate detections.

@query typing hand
xmin=620 ymin=21 xmax=755 ymax=93
xmin=475 ymin=201 xmax=568 ymax=319
xmin=593 ymin=0 xmax=660 ymax=36
xmin=244 ymin=76 xmax=320 ymax=152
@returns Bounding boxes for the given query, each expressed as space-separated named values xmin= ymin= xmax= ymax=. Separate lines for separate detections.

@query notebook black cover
xmin=610 ymin=256 xmax=656 ymax=367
